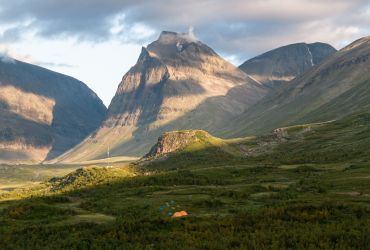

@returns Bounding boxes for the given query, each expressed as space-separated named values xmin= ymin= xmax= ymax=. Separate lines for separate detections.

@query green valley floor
xmin=1 ymin=111 xmax=370 ymax=249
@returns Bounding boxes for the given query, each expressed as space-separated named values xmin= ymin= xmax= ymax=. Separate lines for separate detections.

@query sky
xmin=0 ymin=0 xmax=369 ymax=106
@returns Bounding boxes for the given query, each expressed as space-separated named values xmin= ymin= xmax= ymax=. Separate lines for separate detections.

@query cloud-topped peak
xmin=158 ymin=28 xmax=199 ymax=45
xmin=145 ymin=30 xmax=217 ymax=64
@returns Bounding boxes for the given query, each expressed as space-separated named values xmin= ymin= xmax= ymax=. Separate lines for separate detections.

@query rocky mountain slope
xmin=53 ymin=31 xmax=268 ymax=162
xmin=0 ymin=57 xmax=106 ymax=163
xmin=239 ymin=42 xmax=336 ymax=88
xmin=224 ymin=36 xmax=370 ymax=137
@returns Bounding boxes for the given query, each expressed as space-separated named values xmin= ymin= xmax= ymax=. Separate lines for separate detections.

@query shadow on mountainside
xmin=106 ymin=77 xmax=207 ymax=128
xmin=0 ymin=60 xmax=106 ymax=160
xmin=94 ymin=83 xmax=267 ymax=159
xmin=0 ymin=100 xmax=53 ymax=146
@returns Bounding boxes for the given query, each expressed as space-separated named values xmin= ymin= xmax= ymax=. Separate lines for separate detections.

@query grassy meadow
xmin=0 ymin=111 xmax=370 ymax=249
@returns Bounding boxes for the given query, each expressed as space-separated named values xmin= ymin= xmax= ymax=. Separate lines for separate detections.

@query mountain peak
xmin=239 ymin=42 xmax=336 ymax=87
xmin=143 ymin=30 xmax=217 ymax=66
xmin=341 ymin=36 xmax=370 ymax=52
xmin=151 ymin=30 xmax=202 ymax=58
xmin=55 ymin=31 xmax=267 ymax=163
xmin=158 ymin=30 xmax=198 ymax=44
xmin=158 ymin=31 xmax=179 ymax=38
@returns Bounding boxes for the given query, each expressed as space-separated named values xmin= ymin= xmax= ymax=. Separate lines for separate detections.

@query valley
xmin=0 ymin=20 xmax=369 ymax=248
xmin=1 ymin=110 xmax=369 ymax=248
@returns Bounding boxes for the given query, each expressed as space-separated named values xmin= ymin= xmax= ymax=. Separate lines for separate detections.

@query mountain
xmin=223 ymin=36 xmax=370 ymax=137
xmin=239 ymin=42 xmax=336 ymax=88
xmin=53 ymin=31 xmax=268 ymax=163
xmin=0 ymin=56 xmax=106 ymax=163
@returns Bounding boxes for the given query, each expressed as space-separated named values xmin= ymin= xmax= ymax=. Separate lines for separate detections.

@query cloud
xmin=37 ymin=61 xmax=75 ymax=68
xmin=181 ymin=26 xmax=198 ymax=42
xmin=0 ymin=44 xmax=73 ymax=68
xmin=0 ymin=0 xmax=369 ymax=62
xmin=0 ymin=44 xmax=34 ymax=63
xmin=0 ymin=52 xmax=15 ymax=63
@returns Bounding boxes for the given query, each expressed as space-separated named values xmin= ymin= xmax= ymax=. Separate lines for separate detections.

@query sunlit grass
xmin=0 ymin=110 xmax=370 ymax=248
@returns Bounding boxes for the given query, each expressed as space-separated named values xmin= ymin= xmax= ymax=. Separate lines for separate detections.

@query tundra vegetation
xmin=0 ymin=111 xmax=370 ymax=249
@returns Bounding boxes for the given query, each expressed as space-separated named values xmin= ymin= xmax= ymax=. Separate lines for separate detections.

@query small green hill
xmin=140 ymin=130 xmax=248 ymax=170
xmin=144 ymin=130 xmax=214 ymax=158
xmin=143 ymin=110 xmax=370 ymax=169
xmin=144 ymin=130 xmax=244 ymax=158
xmin=49 ymin=166 xmax=136 ymax=192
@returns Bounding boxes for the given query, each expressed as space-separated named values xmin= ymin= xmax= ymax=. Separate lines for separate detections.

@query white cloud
xmin=180 ymin=26 xmax=198 ymax=42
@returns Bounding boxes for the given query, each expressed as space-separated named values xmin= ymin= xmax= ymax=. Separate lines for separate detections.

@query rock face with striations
xmin=239 ymin=42 xmax=336 ymax=88
xmin=104 ymin=31 xmax=265 ymax=128
xmin=54 ymin=31 xmax=268 ymax=162
xmin=0 ymin=56 xmax=106 ymax=163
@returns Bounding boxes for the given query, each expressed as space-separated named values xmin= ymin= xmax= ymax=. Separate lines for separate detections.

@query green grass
xmin=1 ymin=110 xmax=370 ymax=249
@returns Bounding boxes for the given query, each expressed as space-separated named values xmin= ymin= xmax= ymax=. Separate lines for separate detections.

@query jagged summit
xmin=142 ymin=30 xmax=217 ymax=67
xmin=157 ymin=30 xmax=199 ymax=44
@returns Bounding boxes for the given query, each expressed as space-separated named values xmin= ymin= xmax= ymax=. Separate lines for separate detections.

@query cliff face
xmin=54 ymin=31 xmax=268 ymax=163
xmin=0 ymin=57 xmax=107 ymax=163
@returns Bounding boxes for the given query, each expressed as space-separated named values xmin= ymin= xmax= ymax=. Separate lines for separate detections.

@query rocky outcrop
xmin=145 ymin=130 xmax=207 ymax=158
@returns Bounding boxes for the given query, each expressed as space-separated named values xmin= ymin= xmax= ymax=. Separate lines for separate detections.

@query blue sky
xmin=0 ymin=0 xmax=369 ymax=105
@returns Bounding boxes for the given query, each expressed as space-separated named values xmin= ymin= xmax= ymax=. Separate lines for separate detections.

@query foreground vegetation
xmin=1 ymin=111 xmax=370 ymax=249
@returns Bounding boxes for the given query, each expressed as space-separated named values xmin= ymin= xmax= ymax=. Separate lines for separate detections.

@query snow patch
xmin=306 ymin=46 xmax=314 ymax=66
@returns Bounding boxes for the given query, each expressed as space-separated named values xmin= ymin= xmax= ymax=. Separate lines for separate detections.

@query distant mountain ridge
xmin=239 ymin=42 xmax=337 ymax=88
xmin=224 ymin=36 xmax=370 ymax=137
xmin=53 ymin=31 xmax=268 ymax=163
xmin=0 ymin=57 xmax=107 ymax=163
